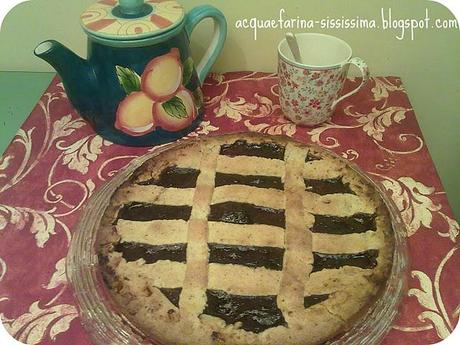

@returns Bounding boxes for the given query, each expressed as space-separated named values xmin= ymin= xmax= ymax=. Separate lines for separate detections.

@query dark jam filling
xmin=113 ymin=242 xmax=187 ymax=264
xmin=215 ymin=172 xmax=284 ymax=190
xmin=312 ymin=213 xmax=377 ymax=234
xmin=208 ymin=202 xmax=285 ymax=228
xmin=208 ymin=243 xmax=284 ymax=270
xmin=312 ymin=250 xmax=379 ymax=272
xmin=117 ymin=202 xmax=192 ymax=222
xmin=159 ymin=287 xmax=182 ymax=307
xmin=304 ymin=294 xmax=330 ymax=308
xmin=304 ymin=177 xmax=355 ymax=195
xmin=220 ymin=140 xmax=286 ymax=160
xmin=203 ymin=290 xmax=287 ymax=333
xmin=305 ymin=151 xmax=321 ymax=162
xmin=138 ymin=166 xmax=200 ymax=188
xmin=202 ymin=290 xmax=330 ymax=333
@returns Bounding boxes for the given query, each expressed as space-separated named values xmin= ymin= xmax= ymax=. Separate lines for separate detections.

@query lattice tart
xmin=98 ymin=133 xmax=394 ymax=345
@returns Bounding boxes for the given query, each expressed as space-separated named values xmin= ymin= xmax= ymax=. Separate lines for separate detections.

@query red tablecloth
xmin=0 ymin=72 xmax=458 ymax=345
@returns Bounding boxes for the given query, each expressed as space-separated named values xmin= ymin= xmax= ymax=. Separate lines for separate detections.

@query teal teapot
xmin=35 ymin=0 xmax=227 ymax=146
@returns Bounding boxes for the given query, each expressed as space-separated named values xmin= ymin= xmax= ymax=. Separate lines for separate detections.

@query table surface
xmin=0 ymin=72 xmax=458 ymax=345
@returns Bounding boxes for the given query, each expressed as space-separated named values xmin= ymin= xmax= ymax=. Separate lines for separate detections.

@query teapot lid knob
xmin=118 ymin=0 xmax=146 ymax=17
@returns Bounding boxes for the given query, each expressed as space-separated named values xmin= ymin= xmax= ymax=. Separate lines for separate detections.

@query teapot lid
xmin=81 ymin=0 xmax=185 ymax=41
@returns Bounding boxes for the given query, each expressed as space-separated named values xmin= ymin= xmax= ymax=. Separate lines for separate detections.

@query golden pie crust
xmin=98 ymin=133 xmax=394 ymax=345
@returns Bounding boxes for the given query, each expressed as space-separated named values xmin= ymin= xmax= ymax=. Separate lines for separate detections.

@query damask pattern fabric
xmin=0 ymin=72 xmax=458 ymax=344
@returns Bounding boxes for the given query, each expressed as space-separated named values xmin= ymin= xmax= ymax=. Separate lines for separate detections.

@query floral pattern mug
xmin=278 ymin=33 xmax=369 ymax=126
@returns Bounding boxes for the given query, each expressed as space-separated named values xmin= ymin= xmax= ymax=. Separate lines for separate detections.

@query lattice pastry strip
xmin=278 ymin=142 xmax=313 ymax=325
xmin=180 ymin=141 xmax=220 ymax=319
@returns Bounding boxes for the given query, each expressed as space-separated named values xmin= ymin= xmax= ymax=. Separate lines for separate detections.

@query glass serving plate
xmin=66 ymin=134 xmax=409 ymax=345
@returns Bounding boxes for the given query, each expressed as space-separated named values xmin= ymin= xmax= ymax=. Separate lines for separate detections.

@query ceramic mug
xmin=278 ymin=33 xmax=369 ymax=126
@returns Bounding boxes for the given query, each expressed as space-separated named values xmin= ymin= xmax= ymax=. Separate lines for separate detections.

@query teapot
xmin=35 ymin=0 xmax=227 ymax=146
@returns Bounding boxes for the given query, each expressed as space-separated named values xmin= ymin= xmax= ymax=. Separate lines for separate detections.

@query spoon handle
xmin=285 ymin=33 xmax=302 ymax=64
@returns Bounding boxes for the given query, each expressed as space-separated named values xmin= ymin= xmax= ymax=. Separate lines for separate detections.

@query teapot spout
xmin=35 ymin=40 xmax=97 ymax=116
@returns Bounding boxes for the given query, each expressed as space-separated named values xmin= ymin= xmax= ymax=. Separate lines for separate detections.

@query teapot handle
xmin=185 ymin=5 xmax=227 ymax=85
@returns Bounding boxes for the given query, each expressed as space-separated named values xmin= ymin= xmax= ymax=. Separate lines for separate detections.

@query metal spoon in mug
xmin=286 ymin=32 xmax=302 ymax=63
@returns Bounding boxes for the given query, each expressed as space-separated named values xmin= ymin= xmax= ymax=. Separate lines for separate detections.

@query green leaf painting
xmin=182 ymin=57 xmax=194 ymax=86
xmin=162 ymin=96 xmax=188 ymax=119
xmin=116 ymin=66 xmax=141 ymax=95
